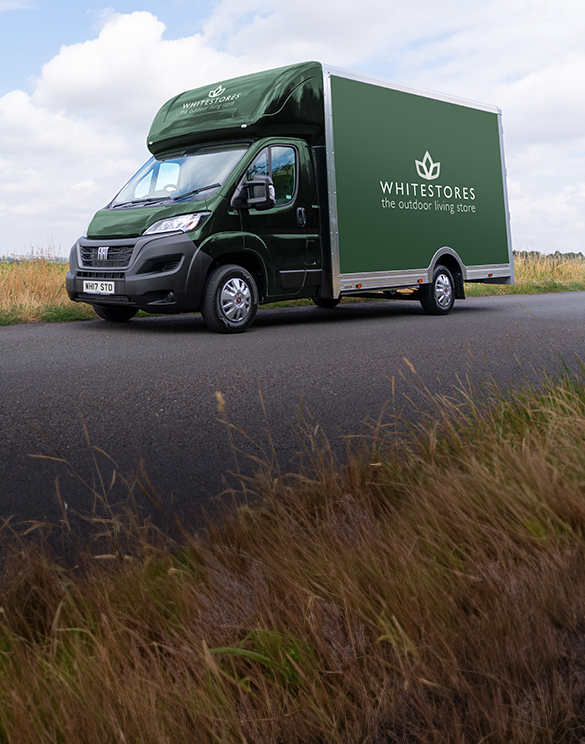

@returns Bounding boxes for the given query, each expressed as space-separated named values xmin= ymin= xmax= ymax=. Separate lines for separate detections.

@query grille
xmin=80 ymin=245 xmax=134 ymax=268
xmin=78 ymin=270 xmax=125 ymax=279
xmin=77 ymin=294 xmax=133 ymax=304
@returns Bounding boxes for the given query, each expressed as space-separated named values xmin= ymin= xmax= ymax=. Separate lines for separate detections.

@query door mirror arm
xmin=230 ymin=175 xmax=276 ymax=211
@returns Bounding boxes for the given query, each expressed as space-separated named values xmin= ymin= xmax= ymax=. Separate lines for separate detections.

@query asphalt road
xmin=1 ymin=292 xmax=584 ymax=532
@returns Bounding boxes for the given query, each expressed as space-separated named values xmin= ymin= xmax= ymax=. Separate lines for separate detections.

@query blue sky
xmin=0 ymin=0 xmax=583 ymax=255
xmin=0 ymin=1 xmax=217 ymax=95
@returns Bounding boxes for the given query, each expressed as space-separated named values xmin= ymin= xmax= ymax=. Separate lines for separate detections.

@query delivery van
xmin=66 ymin=61 xmax=513 ymax=333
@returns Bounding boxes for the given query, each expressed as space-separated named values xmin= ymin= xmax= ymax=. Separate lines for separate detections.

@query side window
xmin=247 ymin=146 xmax=297 ymax=207
xmin=271 ymin=147 xmax=296 ymax=206
xmin=247 ymin=150 xmax=269 ymax=180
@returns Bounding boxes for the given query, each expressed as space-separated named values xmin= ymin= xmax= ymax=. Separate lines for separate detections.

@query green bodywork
xmin=329 ymin=75 xmax=509 ymax=274
xmin=87 ymin=199 xmax=215 ymax=240
xmin=147 ymin=62 xmax=324 ymax=156
xmin=82 ymin=61 xmax=511 ymax=311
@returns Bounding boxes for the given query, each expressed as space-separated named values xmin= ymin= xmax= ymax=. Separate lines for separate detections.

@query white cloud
xmin=0 ymin=89 xmax=136 ymax=253
xmin=203 ymin=0 xmax=476 ymax=73
xmin=0 ymin=11 xmax=249 ymax=254
xmin=496 ymin=55 xmax=585 ymax=148
xmin=32 ymin=12 xmax=250 ymax=134
xmin=0 ymin=1 xmax=583 ymax=255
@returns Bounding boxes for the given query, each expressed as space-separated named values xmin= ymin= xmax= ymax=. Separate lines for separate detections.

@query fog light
xmin=165 ymin=292 xmax=175 ymax=302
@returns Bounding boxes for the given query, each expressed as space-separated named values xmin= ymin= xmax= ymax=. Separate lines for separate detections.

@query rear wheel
xmin=419 ymin=265 xmax=455 ymax=315
xmin=312 ymin=297 xmax=340 ymax=309
xmin=94 ymin=305 xmax=138 ymax=322
xmin=201 ymin=264 xmax=258 ymax=334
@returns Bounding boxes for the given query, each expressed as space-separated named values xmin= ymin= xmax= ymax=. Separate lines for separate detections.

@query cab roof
xmin=147 ymin=61 xmax=325 ymax=156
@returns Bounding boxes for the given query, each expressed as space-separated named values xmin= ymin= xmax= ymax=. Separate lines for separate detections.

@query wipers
xmin=111 ymin=196 xmax=170 ymax=209
xmin=110 ymin=183 xmax=221 ymax=209
xmin=172 ymin=183 xmax=221 ymax=201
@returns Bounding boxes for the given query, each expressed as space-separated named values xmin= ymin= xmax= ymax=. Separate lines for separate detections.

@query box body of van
xmin=66 ymin=61 xmax=512 ymax=332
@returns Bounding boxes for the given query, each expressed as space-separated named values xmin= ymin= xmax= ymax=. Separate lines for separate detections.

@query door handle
xmin=296 ymin=207 xmax=307 ymax=228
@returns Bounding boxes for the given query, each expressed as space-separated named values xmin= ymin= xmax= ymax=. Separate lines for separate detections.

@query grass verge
xmin=2 ymin=368 xmax=585 ymax=741
xmin=465 ymin=251 xmax=585 ymax=296
xmin=1 ymin=250 xmax=585 ymax=324
xmin=0 ymin=253 xmax=95 ymax=325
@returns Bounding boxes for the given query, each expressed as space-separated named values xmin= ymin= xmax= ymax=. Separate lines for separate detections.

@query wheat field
xmin=1 ymin=249 xmax=584 ymax=324
xmin=0 ymin=252 xmax=94 ymax=323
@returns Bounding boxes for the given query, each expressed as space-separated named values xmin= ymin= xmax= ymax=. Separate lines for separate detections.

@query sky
xmin=0 ymin=0 xmax=583 ymax=256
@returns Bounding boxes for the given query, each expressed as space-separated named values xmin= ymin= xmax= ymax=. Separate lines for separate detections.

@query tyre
xmin=94 ymin=305 xmax=138 ymax=322
xmin=312 ymin=297 xmax=341 ymax=309
xmin=419 ymin=265 xmax=455 ymax=315
xmin=201 ymin=264 xmax=259 ymax=333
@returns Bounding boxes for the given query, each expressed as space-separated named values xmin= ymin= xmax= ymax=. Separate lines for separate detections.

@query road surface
xmin=1 ymin=292 xmax=583 ymax=532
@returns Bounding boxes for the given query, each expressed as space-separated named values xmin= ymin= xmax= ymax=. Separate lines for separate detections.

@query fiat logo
xmin=97 ymin=246 xmax=109 ymax=261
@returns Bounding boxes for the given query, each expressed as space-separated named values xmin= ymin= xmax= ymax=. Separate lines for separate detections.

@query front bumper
xmin=66 ymin=233 xmax=212 ymax=313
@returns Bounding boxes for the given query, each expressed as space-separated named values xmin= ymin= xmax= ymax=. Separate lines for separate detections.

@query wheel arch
xmin=429 ymin=247 xmax=465 ymax=300
xmin=207 ymin=251 xmax=267 ymax=303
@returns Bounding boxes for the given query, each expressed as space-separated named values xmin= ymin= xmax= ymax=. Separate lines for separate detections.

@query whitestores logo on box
xmin=379 ymin=151 xmax=477 ymax=215
xmin=180 ymin=86 xmax=241 ymax=115
xmin=415 ymin=151 xmax=441 ymax=180
xmin=208 ymin=85 xmax=226 ymax=98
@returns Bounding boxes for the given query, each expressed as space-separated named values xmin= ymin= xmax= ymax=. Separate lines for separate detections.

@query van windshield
xmin=110 ymin=144 xmax=249 ymax=208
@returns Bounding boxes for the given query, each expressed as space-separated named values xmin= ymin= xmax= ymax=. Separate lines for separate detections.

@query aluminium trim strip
xmin=321 ymin=64 xmax=501 ymax=115
xmin=464 ymin=263 xmax=512 ymax=280
xmin=497 ymin=110 xmax=515 ymax=283
xmin=322 ymin=68 xmax=341 ymax=297
xmin=339 ymin=262 xmax=513 ymax=293
xmin=340 ymin=269 xmax=428 ymax=292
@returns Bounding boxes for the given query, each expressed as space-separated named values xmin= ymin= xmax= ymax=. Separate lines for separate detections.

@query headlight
xmin=143 ymin=212 xmax=210 ymax=235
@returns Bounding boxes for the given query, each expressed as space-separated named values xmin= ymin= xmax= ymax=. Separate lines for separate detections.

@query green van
xmin=66 ymin=62 xmax=512 ymax=333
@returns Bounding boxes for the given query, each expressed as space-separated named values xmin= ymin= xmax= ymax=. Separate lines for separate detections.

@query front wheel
xmin=94 ymin=305 xmax=138 ymax=322
xmin=201 ymin=264 xmax=259 ymax=334
xmin=419 ymin=265 xmax=455 ymax=315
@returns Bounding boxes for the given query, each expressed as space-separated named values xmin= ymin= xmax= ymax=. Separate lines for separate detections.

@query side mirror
xmin=230 ymin=174 xmax=276 ymax=211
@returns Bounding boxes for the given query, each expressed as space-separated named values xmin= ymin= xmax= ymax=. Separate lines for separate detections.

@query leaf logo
xmin=208 ymin=85 xmax=226 ymax=98
xmin=415 ymin=151 xmax=440 ymax=181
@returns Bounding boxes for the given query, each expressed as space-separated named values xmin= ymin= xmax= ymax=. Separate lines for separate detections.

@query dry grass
xmin=0 ymin=250 xmax=94 ymax=324
xmin=2 ymin=370 xmax=585 ymax=741
xmin=516 ymin=250 xmax=585 ymax=284
xmin=466 ymin=250 xmax=585 ymax=295
xmin=1 ymin=250 xmax=584 ymax=324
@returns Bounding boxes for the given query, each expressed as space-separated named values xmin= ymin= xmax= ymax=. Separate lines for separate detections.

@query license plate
xmin=83 ymin=280 xmax=115 ymax=295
